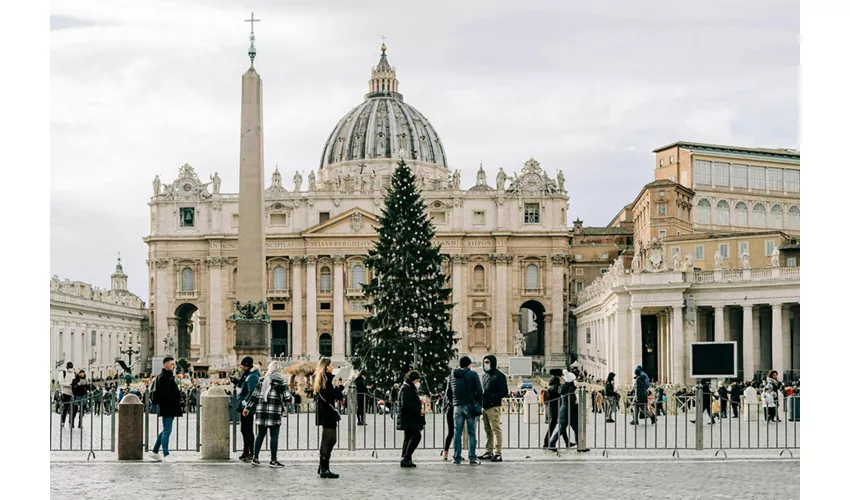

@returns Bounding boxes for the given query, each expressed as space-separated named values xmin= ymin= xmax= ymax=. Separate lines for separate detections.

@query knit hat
xmin=240 ymin=356 xmax=254 ymax=369
xmin=549 ymin=368 xmax=564 ymax=377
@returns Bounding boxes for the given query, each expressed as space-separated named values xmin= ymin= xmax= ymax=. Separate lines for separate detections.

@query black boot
xmin=320 ymin=457 xmax=339 ymax=479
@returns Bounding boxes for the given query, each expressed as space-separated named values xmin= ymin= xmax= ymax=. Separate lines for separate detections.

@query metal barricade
xmin=143 ymin=386 xmax=201 ymax=453
xmin=50 ymin=393 xmax=115 ymax=458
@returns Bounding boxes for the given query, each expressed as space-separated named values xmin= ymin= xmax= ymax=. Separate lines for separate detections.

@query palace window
xmin=657 ymin=204 xmax=667 ymax=216
xmin=180 ymin=207 xmax=195 ymax=227
xmin=431 ymin=211 xmax=446 ymax=224
xmin=575 ymin=268 xmax=584 ymax=275
xmin=788 ymin=206 xmax=800 ymax=230
xmin=272 ymin=266 xmax=286 ymax=290
xmin=181 ymin=268 xmax=194 ymax=292
xmin=524 ymin=203 xmax=540 ymax=224
xmin=351 ymin=264 xmax=365 ymax=289
xmin=586 ymin=327 xmax=591 ymax=344
xmin=765 ymin=240 xmax=775 ymax=257
xmin=749 ymin=167 xmax=766 ymax=190
xmin=752 ymin=203 xmax=767 ymax=227
xmin=716 ymin=200 xmax=730 ymax=225
xmin=473 ymin=265 xmax=485 ymax=289
xmin=659 ymin=230 xmax=667 ymax=239
xmin=696 ymin=199 xmax=711 ymax=224
xmin=712 ymin=162 xmax=730 ymax=186
xmin=319 ymin=212 xmax=330 ymax=224
xmin=320 ymin=302 xmax=331 ymax=310
xmin=786 ymin=257 xmax=797 ymax=267
xmin=695 ymin=245 xmax=705 ymax=261
xmin=767 ymin=168 xmax=784 ymax=191
xmin=694 ymin=160 xmax=712 ymax=185
xmin=473 ymin=211 xmax=485 ymax=225
xmin=785 ymin=170 xmax=800 ymax=192
xmin=739 ymin=241 xmax=749 ymax=258
xmin=731 ymin=164 xmax=748 ymax=188
xmin=525 ymin=264 xmax=539 ymax=289
xmin=735 ymin=202 xmax=748 ymax=227
xmin=576 ymin=281 xmax=584 ymax=293
xmin=719 ymin=243 xmax=729 ymax=260
xmin=659 ymin=158 xmax=664 ymax=168
xmin=600 ymin=268 xmax=608 ymax=275
xmin=231 ymin=214 xmax=239 ymax=227
xmin=769 ymin=204 xmax=784 ymax=229
xmin=320 ymin=266 xmax=332 ymax=292
xmin=270 ymin=213 xmax=288 ymax=226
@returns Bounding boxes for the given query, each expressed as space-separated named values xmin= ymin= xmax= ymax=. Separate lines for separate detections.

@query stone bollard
xmin=117 ymin=394 xmax=143 ymax=460
xmin=201 ymin=386 xmax=231 ymax=459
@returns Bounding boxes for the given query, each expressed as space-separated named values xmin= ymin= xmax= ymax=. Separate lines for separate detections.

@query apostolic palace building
xmin=50 ymin=40 xmax=800 ymax=386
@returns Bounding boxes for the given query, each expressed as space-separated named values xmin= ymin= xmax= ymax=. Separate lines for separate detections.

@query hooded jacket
xmin=154 ymin=367 xmax=184 ymax=418
xmin=604 ymin=373 xmax=617 ymax=397
xmin=449 ymin=366 xmax=483 ymax=407
xmin=58 ymin=369 xmax=75 ymax=397
xmin=236 ymin=366 xmax=260 ymax=409
xmin=634 ymin=367 xmax=649 ymax=402
xmin=481 ymin=355 xmax=509 ymax=409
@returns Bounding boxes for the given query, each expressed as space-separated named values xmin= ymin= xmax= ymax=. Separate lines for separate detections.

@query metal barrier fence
xmin=142 ymin=389 xmax=201 ymax=452
xmin=50 ymin=394 xmax=115 ymax=457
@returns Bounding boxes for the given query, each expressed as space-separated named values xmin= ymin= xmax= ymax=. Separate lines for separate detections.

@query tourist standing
xmin=441 ymin=374 xmax=455 ymax=461
xmin=243 ymin=361 xmax=289 ymax=468
xmin=654 ymin=385 xmax=666 ymax=417
xmin=763 ymin=385 xmax=778 ymax=422
xmin=397 ymin=370 xmax=426 ymax=468
xmin=729 ymin=380 xmax=742 ymax=418
xmin=543 ymin=369 xmax=563 ymax=444
xmin=549 ymin=371 xmax=579 ymax=449
xmin=691 ymin=378 xmax=716 ymax=425
xmin=58 ymin=362 xmax=75 ymax=427
xmin=71 ymin=369 xmax=89 ymax=428
xmin=148 ymin=356 xmax=182 ymax=462
xmin=631 ymin=366 xmax=656 ymax=425
xmin=481 ymin=355 xmax=508 ymax=462
xmin=354 ymin=370 xmax=368 ymax=425
xmin=314 ymin=358 xmax=341 ymax=478
xmin=235 ymin=356 xmax=260 ymax=462
xmin=449 ymin=356 xmax=483 ymax=465
xmin=718 ymin=382 xmax=729 ymax=418
xmin=604 ymin=372 xmax=617 ymax=423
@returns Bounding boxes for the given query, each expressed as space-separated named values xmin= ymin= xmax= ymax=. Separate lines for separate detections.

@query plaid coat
xmin=245 ymin=378 xmax=290 ymax=427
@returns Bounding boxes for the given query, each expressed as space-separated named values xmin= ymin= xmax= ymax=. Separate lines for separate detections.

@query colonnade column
xmin=742 ymin=304 xmax=754 ymax=381
xmin=616 ymin=306 xmax=629 ymax=382
xmin=550 ymin=254 xmax=567 ymax=367
xmin=451 ymin=255 xmax=467 ymax=349
xmin=291 ymin=257 xmax=304 ymax=357
xmin=771 ymin=303 xmax=784 ymax=378
xmin=332 ymin=256 xmax=345 ymax=361
xmin=672 ymin=306 xmax=684 ymax=385
xmin=714 ymin=305 xmax=726 ymax=342
xmin=631 ymin=307 xmax=642 ymax=371
xmin=306 ymin=256 xmax=318 ymax=357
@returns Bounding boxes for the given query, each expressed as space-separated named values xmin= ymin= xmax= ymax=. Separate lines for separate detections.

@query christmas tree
xmin=354 ymin=159 xmax=457 ymax=396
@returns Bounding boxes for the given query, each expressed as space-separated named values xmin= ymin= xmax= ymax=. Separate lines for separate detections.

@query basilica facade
xmin=145 ymin=45 xmax=571 ymax=371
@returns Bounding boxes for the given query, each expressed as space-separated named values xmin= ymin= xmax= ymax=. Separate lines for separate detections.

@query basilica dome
xmin=319 ymin=45 xmax=448 ymax=170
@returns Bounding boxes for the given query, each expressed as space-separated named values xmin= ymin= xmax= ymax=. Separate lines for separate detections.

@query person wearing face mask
xmin=481 ymin=355 xmax=508 ymax=462
xmin=397 ymin=370 xmax=426 ymax=467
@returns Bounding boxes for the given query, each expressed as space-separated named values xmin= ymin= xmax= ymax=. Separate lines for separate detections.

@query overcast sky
xmin=50 ymin=0 xmax=799 ymax=299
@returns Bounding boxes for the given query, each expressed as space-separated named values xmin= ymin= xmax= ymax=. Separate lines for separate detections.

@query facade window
xmin=272 ymin=266 xmax=286 ymax=290
xmin=525 ymin=264 xmax=539 ymax=289
xmin=473 ymin=265 xmax=485 ymax=289
xmin=735 ymin=201 xmax=748 ymax=226
xmin=473 ymin=211 xmax=485 ymax=225
xmin=659 ymin=159 xmax=664 ymax=167
xmin=319 ymin=334 xmax=332 ymax=358
xmin=600 ymin=268 xmax=608 ymax=275
xmin=786 ymin=257 xmax=797 ymax=267
xmin=749 ymin=167 xmax=766 ymax=190
xmin=752 ymin=203 xmax=767 ymax=227
xmin=320 ymin=266 xmax=332 ymax=292
xmin=731 ymin=164 xmax=748 ymax=188
xmin=657 ymin=204 xmax=667 ymax=216
xmin=788 ymin=205 xmax=800 ymax=230
xmin=232 ymin=214 xmax=239 ymax=227
xmin=697 ymin=199 xmax=711 ymax=224
xmin=319 ymin=212 xmax=330 ymax=224
xmin=352 ymin=264 xmax=365 ymax=289
xmin=574 ymin=254 xmax=583 ymax=260
xmin=659 ymin=230 xmax=667 ymax=238
xmin=784 ymin=169 xmax=800 ymax=192
xmin=712 ymin=162 xmax=730 ymax=186
xmin=431 ymin=211 xmax=446 ymax=224
xmin=766 ymin=240 xmax=775 ymax=257
xmin=695 ymin=245 xmax=705 ymax=261
xmin=576 ymin=281 xmax=584 ymax=293
xmin=180 ymin=207 xmax=195 ymax=227
xmin=181 ymin=268 xmax=194 ymax=292
xmin=739 ymin=241 xmax=749 ymax=258
xmin=523 ymin=203 xmax=540 ymax=224
xmin=769 ymin=204 xmax=784 ymax=229
xmin=719 ymin=243 xmax=729 ymax=260
xmin=669 ymin=155 xmax=674 ymax=164
xmin=270 ymin=213 xmax=287 ymax=226
xmin=320 ymin=302 xmax=331 ymax=310
xmin=575 ymin=268 xmax=584 ymax=275
xmin=600 ymin=253 xmax=608 ymax=259
xmin=694 ymin=160 xmax=712 ymax=185
xmin=586 ymin=327 xmax=591 ymax=344
xmin=767 ymin=168 xmax=784 ymax=191
xmin=716 ymin=200 xmax=730 ymax=225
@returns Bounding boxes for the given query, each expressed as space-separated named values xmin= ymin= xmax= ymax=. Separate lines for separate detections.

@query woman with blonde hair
xmin=243 ymin=361 xmax=290 ymax=468
xmin=313 ymin=358 xmax=340 ymax=479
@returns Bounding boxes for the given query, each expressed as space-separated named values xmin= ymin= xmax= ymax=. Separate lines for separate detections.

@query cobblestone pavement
xmin=50 ymin=458 xmax=800 ymax=499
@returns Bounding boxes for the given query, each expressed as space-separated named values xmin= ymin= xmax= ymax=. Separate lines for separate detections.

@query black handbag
xmin=318 ymin=393 xmax=341 ymax=422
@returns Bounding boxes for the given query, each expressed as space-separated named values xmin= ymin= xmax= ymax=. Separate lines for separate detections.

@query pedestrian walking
xmin=397 ymin=370 xmax=426 ymax=468
xmin=718 ymin=382 xmax=729 ymax=418
xmin=58 ymin=362 xmax=75 ymax=427
xmin=314 ymin=358 xmax=341 ymax=479
xmin=630 ymin=366 xmax=656 ymax=425
xmin=441 ymin=374 xmax=455 ymax=461
xmin=235 ymin=356 xmax=260 ymax=462
xmin=548 ymin=371 xmax=578 ymax=449
xmin=654 ymin=385 xmax=666 ymax=417
xmin=690 ymin=378 xmax=716 ymax=424
xmin=449 ymin=356 xmax=483 ymax=465
xmin=604 ymin=372 xmax=617 ymax=423
xmin=354 ymin=370 xmax=369 ymax=425
xmin=243 ymin=361 xmax=290 ymax=468
xmin=763 ymin=385 xmax=779 ymax=422
xmin=148 ymin=356 xmax=183 ymax=462
xmin=71 ymin=369 xmax=90 ymax=428
xmin=480 ymin=355 xmax=508 ymax=462
xmin=543 ymin=369 xmax=563 ymax=444
xmin=729 ymin=380 xmax=742 ymax=418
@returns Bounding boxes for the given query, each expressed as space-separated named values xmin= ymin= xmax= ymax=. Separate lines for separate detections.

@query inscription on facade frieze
xmin=267 ymin=242 xmax=302 ymax=249
xmin=306 ymin=240 xmax=374 ymax=248
xmin=209 ymin=242 xmax=237 ymax=249
xmin=464 ymin=240 xmax=493 ymax=247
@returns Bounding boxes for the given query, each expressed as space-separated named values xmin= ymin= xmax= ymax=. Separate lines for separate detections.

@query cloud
xmin=50 ymin=0 xmax=799 ymax=298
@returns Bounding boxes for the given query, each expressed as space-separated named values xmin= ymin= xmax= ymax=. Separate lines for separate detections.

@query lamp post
xmin=118 ymin=341 xmax=141 ymax=389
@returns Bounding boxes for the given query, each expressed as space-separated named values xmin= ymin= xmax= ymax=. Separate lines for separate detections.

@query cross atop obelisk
xmin=245 ymin=12 xmax=261 ymax=65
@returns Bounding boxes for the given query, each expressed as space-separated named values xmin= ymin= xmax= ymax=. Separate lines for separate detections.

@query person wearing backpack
xmin=148 ymin=356 xmax=183 ymax=462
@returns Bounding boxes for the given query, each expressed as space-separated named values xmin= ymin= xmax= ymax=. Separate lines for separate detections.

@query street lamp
xmin=117 ymin=341 xmax=141 ymax=389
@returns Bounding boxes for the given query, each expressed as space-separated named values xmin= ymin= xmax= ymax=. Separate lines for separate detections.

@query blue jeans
xmin=452 ymin=404 xmax=478 ymax=462
xmin=152 ymin=416 xmax=174 ymax=456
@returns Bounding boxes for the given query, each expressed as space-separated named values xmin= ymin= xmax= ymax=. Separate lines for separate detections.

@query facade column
xmin=714 ymin=305 xmax=726 ymax=342
xmin=781 ymin=305 xmax=792 ymax=378
xmin=206 ymin=257 xmax=225 ymax=364
xmin=291 ymin=257 xmax=304 ymax=357
xmin=672 ymin=305 xmax=684 ymax=385
xmin=154 ymin=258 xmax=172 ymax=355
xmin=451 ymin=255 xmax=466 ymax=350
xmin=752 ymin=306 xmax=762 ymax=373
xmin=631 ymin=307 xmax=642 ymax=372
xmin=742 ymin=304 xmax=754 ymax=381
xmin=332 ymin=256 xmax=345 ymax=361
xmin=492 ymin=253 xmax=511 ymax=357
xmin=306 ymin=256 xmax=318 ymax=357
xmin=657 ymin=312 xmax=666 ymax=383
xmin=771 ymin=303 xmax=784 ymax=378
xmin=616 ymin=305 xmax=629 ymax=383
xmin=550 ymin=254 xmax=567 ymax=366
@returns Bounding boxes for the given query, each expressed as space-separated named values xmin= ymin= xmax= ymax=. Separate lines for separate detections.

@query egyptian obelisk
xmin=233 ymin=13 xmax=270 ymax=365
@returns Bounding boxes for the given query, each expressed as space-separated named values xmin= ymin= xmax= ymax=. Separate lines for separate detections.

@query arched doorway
xmin=319 ymin=333 xmax=332 ymax=358
xmin=519 ymin=300 xmax=546 ymax=356
xmin=174 ymin=303 xmax=198 ymax=360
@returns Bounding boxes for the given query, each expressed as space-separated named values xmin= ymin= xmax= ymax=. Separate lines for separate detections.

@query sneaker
xmin=491 ymin=454 xmax=502 ymax=462
xmin=469 ymin=459 xmax=481 ymax=466
xmin=400 ymin=460 xmax=415 ymax=468
xmin=268 ymin=460 xmax=284 ymax=468
xmin=161 ymin=454 xmax=175 ymax=463
xmin=251 ymin=458 xmax=261 ymax=467
xmin=480 ymin=452 xmax=494 ymax=460
xmin=629 ymin=421 xmax=638 ymax=425
xmin=605 ymin=419 xmax=616 ymax=423
xmin=148 ymin=451 xmax=163 ymax=462
xmin=452 ymin=460 xmax=462 ymax=465
xmin=441 ymin=450 xmax=449 ymax=461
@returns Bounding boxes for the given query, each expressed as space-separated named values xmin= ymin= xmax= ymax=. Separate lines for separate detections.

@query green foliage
xmin=354 ymin=159 xmax=457 ymax=395
xmin=176 ymin=358 xmax=191 ymax=374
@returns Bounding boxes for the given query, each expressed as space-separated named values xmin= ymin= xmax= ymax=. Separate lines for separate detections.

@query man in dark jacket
xmin=235 ymin=356 xmax=260 ymax=461
xmin=354 ymin=371 xmax=369 ymax=425
xmin=449 ymin=356 xmax=483 ymax=465
xmin=718 ymin=382 xmax=729 ymax=418
xmin=480 ymin=355 xmax=508 ymax=462
xmin=543 ymin=369 xmax=563 ymax=444
xmin=729 ymin=380 xmax=742 ymax=418
xmin=604 ymin=372 xmax=617 ymax=423
xmin=631 ymin=366 xmax=656 ymax=425
xmin=397 ymin=370 xmax=425 ymax=467
xmin=149 ymin=356 xmax=183 ymax=462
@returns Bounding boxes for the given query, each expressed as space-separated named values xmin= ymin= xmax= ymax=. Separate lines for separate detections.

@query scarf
xmin=261 ymin=371 xmax=286 ymax=402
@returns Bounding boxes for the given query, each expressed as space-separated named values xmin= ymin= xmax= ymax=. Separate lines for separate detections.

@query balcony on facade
xmin=177 ymin=290 xmax=197 ymax=300
xmin=469 ymin=285 xmax=489 ymax=295
xmin=267 ymin=288 xmax=291 ymax=299
xmin=345 ymin=287 xmax=365 ymax=298
xmin=521 ymin=287 xmax=544 ymax=296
